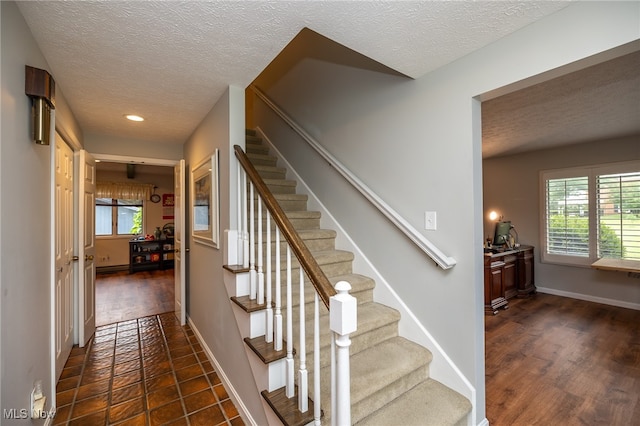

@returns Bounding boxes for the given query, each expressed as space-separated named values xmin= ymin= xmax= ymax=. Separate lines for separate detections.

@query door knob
xmin=85 ymin=254 xmax=94 ymax=261
xmin=72 ymin=256 xmax=79 ymax=261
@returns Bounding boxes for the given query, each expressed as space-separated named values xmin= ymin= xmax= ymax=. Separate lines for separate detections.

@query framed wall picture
xmin=191 ymin=149 xmax=219 ymax=248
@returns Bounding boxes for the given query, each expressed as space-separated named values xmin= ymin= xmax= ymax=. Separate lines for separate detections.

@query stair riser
xmin=246 ymin=144 xmax=269 ymax=155
xmin=286 ymin=322 xmax=399 ymax=371
xmin=249 ymin=199 xmax=307 ymax=211
xmin=247 ymin=154 xmax=278 ymax=167
xmin=256 ymin=169 xmax=287 ymax=180
xmin=249 ymin=217 xmax=321 ymax=230
xmin=268 ymin=284 xmax=373 ymax=314
xmin=262 ymin=260 xmax=353 ymax=279
xmin=247 ymin=181 xmax=297 ymax=194
xmin=264 ymin=184 xmax=296 ymax=194
xmin=252 ymin=237 xmax=336 ymax=253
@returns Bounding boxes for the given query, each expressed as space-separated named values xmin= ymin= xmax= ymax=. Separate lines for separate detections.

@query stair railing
xmin=235 ymin=145 xmax=357 ymax=425
xmin=250 ymin=84 xmax=456 ymax=270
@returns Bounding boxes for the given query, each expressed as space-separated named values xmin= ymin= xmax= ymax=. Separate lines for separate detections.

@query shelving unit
xmin=129 ymin=238 xmax=174 ymax=273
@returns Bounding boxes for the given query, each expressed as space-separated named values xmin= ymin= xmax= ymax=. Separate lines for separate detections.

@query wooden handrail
xmin=234 ymin=145 xmax=337 ymax=309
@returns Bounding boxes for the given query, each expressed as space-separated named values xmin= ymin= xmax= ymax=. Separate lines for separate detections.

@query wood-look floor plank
xmin=96 ymin=269 xmax=174 ymax=326
xmin=486 ymin=293 xmax=640 ymax=426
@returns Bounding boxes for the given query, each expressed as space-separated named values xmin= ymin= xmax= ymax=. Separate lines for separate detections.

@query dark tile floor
xmin=53 ymin=312 xmax=244 ymax=426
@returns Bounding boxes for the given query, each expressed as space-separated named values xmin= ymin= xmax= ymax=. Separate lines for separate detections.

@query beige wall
xmin=1 ymin=1 xmax=84 ymax=420
xmin=483 ymin=135 xmax=640 ymax=307
xmin=183 ymin=86 xmax=267 ymax=424
xmin=95 ymin=169 xmax=174 ymax=267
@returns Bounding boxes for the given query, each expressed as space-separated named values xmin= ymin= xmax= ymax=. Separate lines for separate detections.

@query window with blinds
xmin=545 ymin=176 xmax=589 ymax=257
xmin=541 ymin=161 xmax=640 ymax=266
xmin=597 ymin=172 xmax=640 ymax=261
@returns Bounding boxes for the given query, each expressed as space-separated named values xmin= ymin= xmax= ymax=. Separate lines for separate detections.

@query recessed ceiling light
xmin=125 ymin=114 xmax=144 ymax=122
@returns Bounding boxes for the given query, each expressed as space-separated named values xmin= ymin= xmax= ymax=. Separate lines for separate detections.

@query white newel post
xmin=330 ymin=281 xmax=357 ymax=426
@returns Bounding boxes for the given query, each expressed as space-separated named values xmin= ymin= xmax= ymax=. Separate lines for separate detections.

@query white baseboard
xmin=536 ymin=286 xmax=640 ymax=311
xmin=187 ymin=316 xmax=260 ymax=426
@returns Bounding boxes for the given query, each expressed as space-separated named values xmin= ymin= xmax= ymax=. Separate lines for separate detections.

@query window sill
xmin=591 ymin=258 xmax=640 ymax=274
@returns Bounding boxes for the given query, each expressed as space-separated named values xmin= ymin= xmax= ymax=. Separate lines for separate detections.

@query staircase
xmin=230 ymin=129 xmax=472 ymax=425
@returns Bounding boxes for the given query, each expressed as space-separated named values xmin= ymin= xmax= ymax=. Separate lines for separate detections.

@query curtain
xmin=96 ymin=181 xmax=154 ymax=200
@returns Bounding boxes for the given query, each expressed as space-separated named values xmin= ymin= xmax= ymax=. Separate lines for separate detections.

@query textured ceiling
xmin=482 ymin=50 xmax=640 ymax=158
xmin=17 ymin=1 xmax=572 ymax=149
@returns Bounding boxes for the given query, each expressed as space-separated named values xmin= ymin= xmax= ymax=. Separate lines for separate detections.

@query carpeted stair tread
xmin=272 ymin=272 xmax=376 ymax=311
xmin=268 ymin=249 xmax=354 ymax=278
xmin=257 ymin=228 xmax=336 ymax=252
xmin=242 ymin=131 xmax=471 ymax=425
xmin=246 ymin=152 xmax=278 ymax=167
xmin=317 ymin=336 xmax=433 ymax=424
xmin=356 ymin=379 xmax=472 ymax=426
xmin=253 ymin=164 xmax=287 ymax=179
xmin=263 ymin=178 xmax=297 ymax=194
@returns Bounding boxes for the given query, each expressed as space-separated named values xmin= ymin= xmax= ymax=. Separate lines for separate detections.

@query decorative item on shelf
xmin=163 ymin=223 xmax=174 ymax=238
xmin=150 ymin=253 xmax=160 ymax=262
xmin=153 ymin=227 xmax=162 ymax=240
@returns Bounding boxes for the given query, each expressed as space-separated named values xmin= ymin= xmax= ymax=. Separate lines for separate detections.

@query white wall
xmin=184 ymin=86 xmax=267 ymax=424
xmin=84 ymin=132 xmax=183 ymax=161
xmin=251 ymin=2 xmax=639 ymax=423
xmin=483 ymin=136 xmax=640 ymax=308
xmin=1 ymin=1 xmax=83 ymax=422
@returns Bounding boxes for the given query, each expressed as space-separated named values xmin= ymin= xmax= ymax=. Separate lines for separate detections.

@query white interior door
xmin=54 ymin=133 xmax=74 ymax=380
xmin=174 ymin=160 xmax=186 ymax=325
xmin=77 ymin=150 xmax=96 ymax=346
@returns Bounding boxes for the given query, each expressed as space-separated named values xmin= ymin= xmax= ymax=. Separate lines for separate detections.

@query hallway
xmin=53 ymin=271 xmax=244 ymax=425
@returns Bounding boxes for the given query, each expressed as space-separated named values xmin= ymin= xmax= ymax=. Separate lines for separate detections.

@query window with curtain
xmin=95 ymin=182 xmax=152 ymax=237
xmin=541 ymin=161 xmax=640 ymax=266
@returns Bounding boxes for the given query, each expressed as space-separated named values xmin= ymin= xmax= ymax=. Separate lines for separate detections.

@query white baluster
xmin=330 ymin=281 xmax=356 ymax=426
xmin=257 ymin=197 xmax=264 ymax=305
xmin=314 ymin=292 xmax=321 ymax=425
xmin=274 ymin=228 xmax=283 ymax=351
xmin=237 ymin=164 xmax=243 ymax=264
xmin=249 ymin=183 xmax=256 ymax=299
xmin=286 ymin=246 xmax=294 ymax=398
xmin=331 ymin=333 xmax=336 ymax=426
xmin=265 ymin=210 xmax=273 ymax=343
xmin=242 ymin=169 xmax=249 ymax=268
xmin=298 ymin=267 xmax=308 ymax=413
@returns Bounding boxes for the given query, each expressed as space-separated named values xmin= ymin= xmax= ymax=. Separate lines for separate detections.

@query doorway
xmin=93 ymin=158 xmax=178 ymax=326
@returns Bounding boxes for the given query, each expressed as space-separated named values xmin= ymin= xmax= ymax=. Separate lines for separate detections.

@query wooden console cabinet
xmin=484 ymin=245 xmax=535 ymax=315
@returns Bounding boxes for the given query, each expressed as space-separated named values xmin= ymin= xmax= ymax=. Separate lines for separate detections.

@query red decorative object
xmin=162 ymin=193 xmax=175 ymax=219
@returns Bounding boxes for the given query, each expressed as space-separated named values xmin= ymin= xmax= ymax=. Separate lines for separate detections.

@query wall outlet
xmin=30 ymin=380 xmax=46 ymax=419
xmin=425 ymin=211 xmax=437 ymax=230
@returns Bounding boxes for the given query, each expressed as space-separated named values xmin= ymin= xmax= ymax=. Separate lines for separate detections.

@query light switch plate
xmin=425 ymin=211 xmax=437 ymax=230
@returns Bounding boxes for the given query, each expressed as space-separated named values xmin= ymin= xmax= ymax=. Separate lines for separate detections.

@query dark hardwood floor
xmin=485 ymin=293 xmax=640 ymax=425
xmin=96 ymin=269 xmax=175 ymax=326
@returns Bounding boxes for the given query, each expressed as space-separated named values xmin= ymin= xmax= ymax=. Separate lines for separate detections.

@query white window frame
xmin=96 ymin=198 xmax=145 ymax=239
xmin=540 ymin=160 xmax=640 ymax=267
